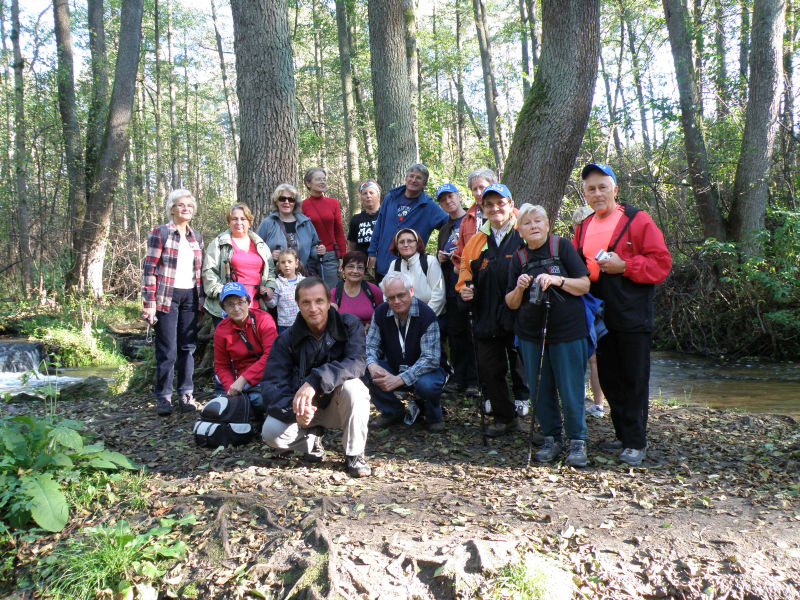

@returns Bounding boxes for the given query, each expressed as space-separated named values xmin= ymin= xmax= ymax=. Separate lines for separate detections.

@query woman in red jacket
xmin=302 ymin=167 xmax=346 ymax=290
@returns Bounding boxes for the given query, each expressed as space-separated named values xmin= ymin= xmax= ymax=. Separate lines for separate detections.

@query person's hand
xmin=598 ymin=251 xmax=626 ymax=275
xmin=368 ymin=363 xmax=388 ymax=379
xmin=272 ymin=249 xmax=280 ymax=261
xmin=370 ymin=365 xmax=404 ymax=392
xmin=459 ymin=283 xmax=474 ymax=302
xmin=293 ymin=382 xmax=317 ymax=425
xmin=516 ymin=273 xmax=533 ymax=290
xmin=316 ymin=243 xmax=326 ymax=256
xmin=535 ymin=273 xmax=561 ymax=290
xmin=437 ymin=250 xmax=451 ymax=263
xmin=142 ymin=307 xmax=157 ymax=325
xmin=261 ymin=287 xmax=274 ymax=301
xmin=227 ymin=376 xmax=248 ymax=397
xmin=367 ymin=256 xmax=376 ymax=271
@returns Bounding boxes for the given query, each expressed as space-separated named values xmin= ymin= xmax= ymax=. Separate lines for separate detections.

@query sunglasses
xmin=278 ymin=196 xmax=296 ymax=203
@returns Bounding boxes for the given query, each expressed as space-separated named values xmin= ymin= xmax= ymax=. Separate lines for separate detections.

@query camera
xmin=595 ymin=249 xmax=610 ymax=262
xmin=529 ymin=279 xmax=544 ymax=305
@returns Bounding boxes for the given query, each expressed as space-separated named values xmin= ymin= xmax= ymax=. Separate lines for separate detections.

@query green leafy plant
xmin=0 ymin=416 xmax=136 ymax=532
xmin=39 ymin=514 xmax=196 ymax=600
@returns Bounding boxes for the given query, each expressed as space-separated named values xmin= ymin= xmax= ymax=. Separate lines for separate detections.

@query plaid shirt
xmin=365 ymin=296 xmax=440 ymax=386
xmin=142 ymin=222 xmax=205 ymax=312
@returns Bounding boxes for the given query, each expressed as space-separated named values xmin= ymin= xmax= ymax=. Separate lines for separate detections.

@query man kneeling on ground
xmin=260 ymin=276 xmax=371 ymax=477
xmin=365 ymin=271 xmax=447 ymax=432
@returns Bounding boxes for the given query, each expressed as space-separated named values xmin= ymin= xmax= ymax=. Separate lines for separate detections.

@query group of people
xmin=141 ymin=161 xmax=671 ymax=477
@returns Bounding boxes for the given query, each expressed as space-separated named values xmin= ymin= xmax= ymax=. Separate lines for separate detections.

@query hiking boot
xmin=586 ymin=404 xmax=605 ymax=418
xmin=302 ymin=427 xmax=326 ymax=463
xmin=600 ymin=439 xmax=623 ymax=451
xmin=534 ymin=436 xmax=563 ymax=463
xmin=373 ymin=413 xmax=403 ymax=429
xmin=515 ymin=399 xmax=530 ymax=417
xmin=483 ymin=399 xmax=493 ymax=415
xmin=156 ymin=397 xmax=173 ymax=416
xmin=463 ymin=385 xmax=480 ymax=397
xmin=178 ymin=392 xmax=199 ymax=413
xmin=485 ymin=418 xmax=520 ymax=438
xmin=566 ymin=439 xmax=588 ymax=467
xmin=620 ymin=447 xmax=646 ymax=467
xmin=345 ymin=454 xmax=371 ymax=478
xmin=427 ymin=420 xmax=445 ymax=433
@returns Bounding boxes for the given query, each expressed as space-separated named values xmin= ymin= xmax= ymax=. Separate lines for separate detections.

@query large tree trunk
xmin=10 ymin=0 xmax=32 ymax=294
xmin=52 ymin=0 xmax=87 ymax=247
xmin=230 ymin=0 xmax=298 ymax=218
xmin=334 ymin=0 xmax=360 ymax=218
xmin=368 ymin=0 xmax=416 ymax=192
xmin=503 ymin=0 xmax=600 ymax=217
xmin=663 ymin=0 xmax=727 ymax=241
xmin=85 ymin=0 xmax=109 ymax=197
xmin=473 ymin=0 xmax=506 ymax=173
xmin=729 ymin=0 xmax=785 ymax=255
xmin=68 ymin=0 xmax=144 ymax=297
xmin=210 ymin=0 xmax=238 ymax=165
xmin=403 ymin=0 xmax=420 ymax=162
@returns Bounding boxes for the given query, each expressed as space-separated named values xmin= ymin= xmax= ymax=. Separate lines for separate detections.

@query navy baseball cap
xmin=221 ymin=281 xmax=250 ymax=302
xmin=581 ymin=163 xmax=617 ymax=184
xmin=481 ymin=182 xmax=512 ymax=203
xmin=436 ymin=183 xmax=459 ymax=200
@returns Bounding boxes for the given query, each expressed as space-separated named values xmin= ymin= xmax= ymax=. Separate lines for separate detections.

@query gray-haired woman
xmin=141 ymin=189 xmax=205 ymax=416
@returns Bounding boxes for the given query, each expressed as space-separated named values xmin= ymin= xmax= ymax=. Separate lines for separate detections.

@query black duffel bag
xmin=193 ymin=394 xmax=255 ymax=448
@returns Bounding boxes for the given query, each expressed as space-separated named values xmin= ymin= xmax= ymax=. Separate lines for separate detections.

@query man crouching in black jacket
xmin=260 ymin=276 xmax=371 ymax=477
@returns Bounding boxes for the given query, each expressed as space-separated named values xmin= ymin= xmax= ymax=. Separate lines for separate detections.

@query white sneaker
xmin=484 ymin=399 xmax=493 ymax=415
xmin=515 ymin=399 xmax=530 ymax=417
xmin=586 ymin=404 xmax=605 ymax=418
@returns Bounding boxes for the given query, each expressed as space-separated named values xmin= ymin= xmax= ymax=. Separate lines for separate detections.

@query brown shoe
xmin=179 ymin=393 xmax=199 ymax=413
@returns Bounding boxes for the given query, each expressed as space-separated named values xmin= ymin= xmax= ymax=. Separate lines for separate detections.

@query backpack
xmin=334 ymin=280 xmax=377 ymax=308
xmin=193 ymin=394 xmax=255 ymax=448
xmin=392 ymin=253 xmax=429 ymax=277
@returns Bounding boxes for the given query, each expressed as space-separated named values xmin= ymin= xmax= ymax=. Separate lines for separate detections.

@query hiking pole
xmin=464 ymin=280 xmax=487 ymax=447
xmin=526 ymin=290 xmax=551 ymax=468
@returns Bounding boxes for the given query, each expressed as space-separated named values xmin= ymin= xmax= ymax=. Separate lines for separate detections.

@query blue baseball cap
xmin=221 ymin=281 xmax=250 ymax=302
xmin=435 ymin=183 xmax=459 ymax=200
xmin=581 ymin=163 xmax=617 ymax=184
xmin=481 ymin=182 xmax=512 ymax=203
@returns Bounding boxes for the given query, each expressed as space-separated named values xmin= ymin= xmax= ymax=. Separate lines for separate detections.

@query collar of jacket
xmin=478 ymin=215 xmax=517 ymax=251
xmin=288 ymin=306 xmax=348 ymax=346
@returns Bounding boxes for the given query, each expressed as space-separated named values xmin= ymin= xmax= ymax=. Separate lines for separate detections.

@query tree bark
xmin=368 ymin=0 xmax=416 ymax=192
xmin=335 ymin=0 xmax=360 ymax=217
xmin=740 ymin=0 xmax=751 ymax=99
xmin=692 ymin=0 xmax=704 ymax=116
xmin=503 ymin=0 xmax=600 ymax=217
xmin=230 ymin=0 xmax=298 ymax=218
xmin=154 ymin=0 xmax=164 ymax=197
xmin=729 ymin=0 xmax=785 ymax=255
xmin=519 ymin=0 xmax=531 ymax=95
xmin=68 ymin=0 xmax=144 ymax=297
xmin=526 ymin=0 xmax=539 ymax=67
xmin=312 ymin=0 xmax=327 ymax=167
xmin=85 ymin=0 xmax=108 ymax=197
xmin=403 ymin=0 xmax=420 ymax=162
xmin=473 ymin=0 xmax=506 ymax=173
xmin=713 ymin=0 xmax=730 ymax=118
xmin=10 ymin=0 xmax=32 ymax=293
xmin=210 ymin=0 xmax=238 ymax=165
xmin=663 ymin=0 xmax=727 ymax=241
xmin=622 ymin=3 xmax=652 ymax=159
xmin=166 ymin=0 xmax=178 ymax=188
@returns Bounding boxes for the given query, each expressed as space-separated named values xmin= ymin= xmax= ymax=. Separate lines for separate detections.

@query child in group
xmin=266 ymin=248 xmax=305 ymax=333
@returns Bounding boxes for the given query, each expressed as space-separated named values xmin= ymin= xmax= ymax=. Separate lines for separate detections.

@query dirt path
xmin=8 ymin=392 xmax=800 ymax=599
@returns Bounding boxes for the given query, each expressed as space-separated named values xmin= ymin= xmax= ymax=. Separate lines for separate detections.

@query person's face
xmin=582 ymin=172 xmax=618 ymax=219
xmin=229 ymin=208 xmax=250 ymax=237
xmin=308 ymin=172 xmax=327 ymax=195
xmin=469 ymin=177 xmax=491 ymax=207
xmin=343 ymin=260 xmax=365 ymax=283
xmin=276 ymin=192 xmax=297 ymax=216
xmin=384 ymin=280 xmax=413 ymax=318
xmin=518 ymin=211 xmax=550 ymax=249
xmin=361 ymin=187 xmax=380 ymax=212
xmin=396 ymin=232 xmax=418 ymax=259
xmin=297 ymin=283 xmax=330 ymax=330
xmin=405 ymin=170 xmax=426 ymax=196
xmin=222 ymin=295 xmax=250 ymax=323
xmin=482 ymin=193 xmax=513 ymax=228
xmin=171 ymin=197 xmax=195 ymax=223
xmin=438 ymin=192 xmax=462 ymax=216
xmin=278 ymin=254 xmax=298 ymax=277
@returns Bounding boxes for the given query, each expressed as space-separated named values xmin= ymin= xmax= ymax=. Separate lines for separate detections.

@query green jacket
xmin=202 ymin=230 xmax=276 ymax=318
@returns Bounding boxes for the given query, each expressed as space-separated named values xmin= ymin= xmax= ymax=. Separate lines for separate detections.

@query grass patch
xmin=479 ymin=552 xmax=573 ymax=600
xmin=65 ymin=470 xmax=150 ymax=516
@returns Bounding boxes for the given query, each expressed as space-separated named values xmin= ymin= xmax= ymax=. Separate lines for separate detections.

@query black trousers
xmin=596 ymin=329 xmax=651 ymax=450
xmin=443 ymin=297 xmax=477 ymax=387
xmin=507 ymin=340 xmax=529 ymax=399
xmin=475 ymin=333 xmax=517 ymax=422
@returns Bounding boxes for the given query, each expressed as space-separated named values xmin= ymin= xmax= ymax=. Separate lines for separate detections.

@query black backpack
xmin=392 ymin=253 xmax=429 ymax=276
xmin=334 ymin=280 xmax=377 ymax=308
xmin=193 ymin=394 xmax=255 ymax=448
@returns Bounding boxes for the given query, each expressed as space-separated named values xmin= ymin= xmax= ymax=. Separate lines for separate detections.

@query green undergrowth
xmin=478 ymin=550 xmax=574 ymax=600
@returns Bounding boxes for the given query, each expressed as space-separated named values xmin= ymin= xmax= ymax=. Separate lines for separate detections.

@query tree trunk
xmin=368 ymin=0 xmax=416 ymax=192
xmin=154 ymin=0 xmax=164 ymax=197
xmin=455 ymin=0 xmax=466 ymax=167
xmin=403 ymin=0 xmax=420 ymax=162
xmin=230 ymin=0 xmax=298 ymax=218
xmin=335 ymin=0 xmax=360 ymax=217
xmin=473 ymin=0 xmax=506 ymax=173
xmin=519 ymin=0 xmax=531 ymax=95
xmin=740 ymin=0 xmax=751 ymax=99
xmin=210 ymin=0 xmax=238 ymax=165
xmin=166 ymin=0 xmax=178 ymax=188
xmin=713 ymin=0 xmax=730 ymax=118
xmin=526 ymin=0 xmax=539 ymax=67
xmin=599 ymin=51 xmax=623 ymax=160
xmin=85 ymin=0 xmax=108 ymax=195
xmin=503 ymin=0 xmax=600 ymax=217
xmin=693 ymin=0 xmax=704 ymax=116
xmin=52 ymin=0 xmax=87 ymax=246
xmin=729 ymin=0 xmax=785 ymax=255
xmin=312 ymin=0 xmax=326 ymax=167
xmin=10 ymin=0 xmax=32 ymax=294
xmin=622 ymin=4 xmax=652 ymax=159
xmin=68 ymin=0 xmax=144 ymax=298
xmin=663 ymin=0 xmax=727 ymax=240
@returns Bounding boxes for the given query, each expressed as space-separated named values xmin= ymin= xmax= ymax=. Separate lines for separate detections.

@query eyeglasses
xmin=485 ymin=201 xmax=511 ymax=211
xmin=223 ymin=298 xmax=249 ymax=310
xmin=278 ymin=196 xmax=296 ymax=203
xmin=386 ymin=292 xmax=409 ymax=302
xmin=344 ymin=264 xmax=365 ymax=271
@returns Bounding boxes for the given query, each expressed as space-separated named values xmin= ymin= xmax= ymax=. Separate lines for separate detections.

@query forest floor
xmin=5 ymin=386 xmax=800 ymax=600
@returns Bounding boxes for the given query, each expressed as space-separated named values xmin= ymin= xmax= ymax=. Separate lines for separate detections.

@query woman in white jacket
xmin=382 ymin=228 xmax=445 ymax=316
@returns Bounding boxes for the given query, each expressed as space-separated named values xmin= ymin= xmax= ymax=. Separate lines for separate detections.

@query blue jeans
xmin=366 ymin=360 xmax=446 ymax=424
xmin=319 ymin=250 xmax=340 ymax=290
xmin=154 ymin=288 xmax=198 ymax=400
xmin=518 ymin=337 xmax=587 ymax=441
